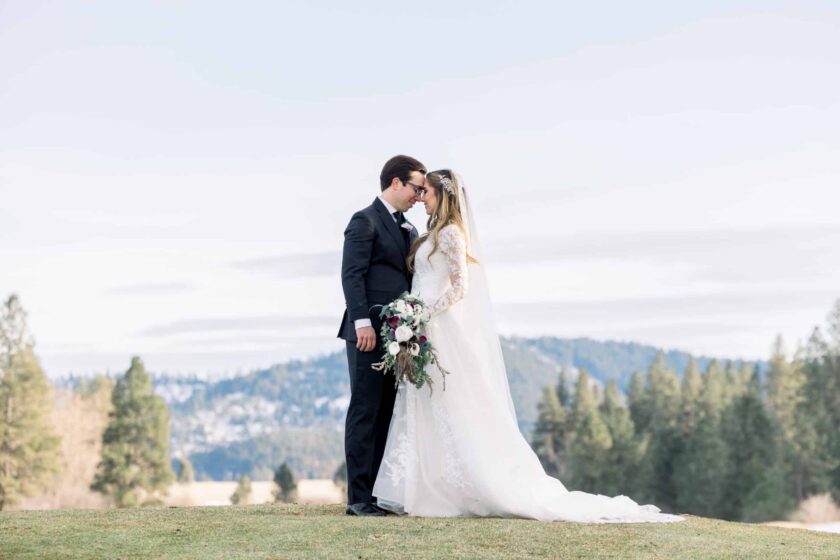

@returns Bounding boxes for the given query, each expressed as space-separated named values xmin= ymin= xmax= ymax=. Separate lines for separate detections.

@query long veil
xmin=374 ymin=172 xmax=683 ymax=522
xmin=453 ymin=173 xmax=518 ymax=423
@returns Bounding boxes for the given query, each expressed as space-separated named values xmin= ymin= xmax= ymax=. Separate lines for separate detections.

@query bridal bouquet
xmin=371 ymin=293 xmax=450 ymax=391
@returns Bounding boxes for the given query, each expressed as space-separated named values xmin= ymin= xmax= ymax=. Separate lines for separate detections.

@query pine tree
xmin=830 ymin=299 xmax=840 ymax=348
xmin=90 ymin=356 xmax=175 ymax=507
xmin=639 ymin=352 xmax=681 ymax=510
xmin=822 ymin=300 xmax=840 ymax=502
xmin=700 ymin=359 xmax=726 ymax=419
xmin=598 ymin=380 xmax=643 ymax=497
xmin=627 ymin=370 xmax=649 ymax=436
xmin=556 ymin=368 xmax=571 ymax=407
xmin=720 ymin=371 xmax=790 ymax=521
xmin=273 ymin=462 xmax=298 ymax=503
xmin=673 ymin=407 xmax=728 ymax=516
xmin=800 ymin=302 xmax=840 ymax=503
xmin=230 ymin=474 xmax=252 ymax=505
xmin=738 ymin=362 xmax=754 ymax=393
xmin=767 ymin=335 xmax=830 ymax=503
xmin=679 ymin=357 xmax=702 ymax=436
xmin=568 ymin=370 xmax=612 ymax=492
xmin=723 ymin=360 xmax=748 ymax=405
xmin=79 ymin=373 xmax=116 ymax=409
xmin=0 ymin=294 xmax=61 ymax=511
xmin=532 ymin=373 xmax=570 ymax=479
xmin=673 ymin=357 xmax=730 ymax=516
xmin=175 ymin=457 xmax=195 ymax=483
xmin=333 ymin=461 xmax=347 ymax=499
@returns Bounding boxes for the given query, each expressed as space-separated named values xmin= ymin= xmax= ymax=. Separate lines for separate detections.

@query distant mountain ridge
xmin=64 ymin=337 xmax=763 ymax=480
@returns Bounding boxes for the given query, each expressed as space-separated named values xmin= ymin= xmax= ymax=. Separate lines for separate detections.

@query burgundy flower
xmin=389 ymin=316 xmax=399 ymax=327
xmin=419 ymin=335 xmax=427 ymax=343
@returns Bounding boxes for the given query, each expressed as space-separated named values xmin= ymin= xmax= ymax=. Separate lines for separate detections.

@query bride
xmin=371 ymin=170 xmax=683 ymax=523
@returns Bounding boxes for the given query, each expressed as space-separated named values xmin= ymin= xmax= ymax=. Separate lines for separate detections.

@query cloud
xmin=484 ymin=224 xmax=840 ymax=266
xmin=39 ymin=340 xmax=346 ymax=379
xmin=230 ymin=225 xmax=840 ymax=289
xmin=492 ymin=290 xmax=839 ymax=360
xmin=232 ymin=251 xmax=340 ymax=278
xmin=51 ymin=209 xmax=197 ymax=228
xmin=138 ymin=315 xmax=337 ymax=337
xmin=494 ymin=289 xmax=837 ymax=324
xmin=109 ymin=282 xmax=197 ymax=295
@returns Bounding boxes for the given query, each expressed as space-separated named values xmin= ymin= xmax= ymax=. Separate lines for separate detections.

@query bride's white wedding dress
xmin=372 ymin=219 xmax=682 ymax=523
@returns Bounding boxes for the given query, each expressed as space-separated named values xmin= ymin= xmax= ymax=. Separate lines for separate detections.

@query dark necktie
xmin=393 ymin=211 xmax=410 ymax=252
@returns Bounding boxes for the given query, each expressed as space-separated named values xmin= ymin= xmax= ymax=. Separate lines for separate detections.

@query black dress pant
xmin=344 ymin=336 xmax=398 ymax=505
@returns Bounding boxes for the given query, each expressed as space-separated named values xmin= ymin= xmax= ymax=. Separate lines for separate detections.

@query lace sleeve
xmin=429 ymin=225 xmax=468 ymax=317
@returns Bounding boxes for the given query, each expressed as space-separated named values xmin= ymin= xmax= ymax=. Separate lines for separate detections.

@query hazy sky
xmin=1 ymin=1 xmax=839 ymax=377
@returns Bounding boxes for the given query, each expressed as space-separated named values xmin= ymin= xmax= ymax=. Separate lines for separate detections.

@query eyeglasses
xmin=404 ymin=181 xmax=426 ymax=196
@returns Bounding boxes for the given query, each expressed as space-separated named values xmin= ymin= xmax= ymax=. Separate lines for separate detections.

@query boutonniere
xmin=401 ymin=222 xmax=414 ymax=232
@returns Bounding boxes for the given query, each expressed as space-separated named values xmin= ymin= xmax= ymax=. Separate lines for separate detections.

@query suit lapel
xmin=373 ymin=198 xmax=408 ymax=259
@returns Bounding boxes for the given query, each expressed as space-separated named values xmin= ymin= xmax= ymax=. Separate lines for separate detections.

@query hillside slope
xmin=2 ymin=504 xmax=837 ymax=559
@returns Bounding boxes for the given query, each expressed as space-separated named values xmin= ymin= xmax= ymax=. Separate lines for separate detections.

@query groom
xmin=338 ymin=155 xmax=426 ymax=516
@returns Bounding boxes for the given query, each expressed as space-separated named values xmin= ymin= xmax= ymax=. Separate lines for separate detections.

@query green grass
xmin=1 ymin=504 xmax=838 ymax=559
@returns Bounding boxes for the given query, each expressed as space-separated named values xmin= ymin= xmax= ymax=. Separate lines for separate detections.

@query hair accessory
xmin=438 ymin=174 xmax=455 ymax=195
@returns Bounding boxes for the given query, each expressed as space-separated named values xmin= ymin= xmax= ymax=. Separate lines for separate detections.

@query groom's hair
xmin=380 ymin=155 xmax=427 ymax=191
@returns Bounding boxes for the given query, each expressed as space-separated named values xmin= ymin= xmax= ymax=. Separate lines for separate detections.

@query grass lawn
xmin=2 ymin=504 xmax=838 ymax=559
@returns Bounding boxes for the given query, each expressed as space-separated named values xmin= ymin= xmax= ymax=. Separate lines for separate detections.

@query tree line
xmin=0 ymin=294 xmax=302 ymax=510
xmin=531 ymin=300 xmax=840 ymax=521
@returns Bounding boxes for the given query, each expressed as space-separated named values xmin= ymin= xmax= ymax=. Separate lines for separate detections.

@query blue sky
xmin=1 ymin=1 xmax=839 ymax=377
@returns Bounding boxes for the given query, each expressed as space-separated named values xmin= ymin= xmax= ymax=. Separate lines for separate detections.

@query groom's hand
xmin=355 ymin=326 xmax=376 ymax=352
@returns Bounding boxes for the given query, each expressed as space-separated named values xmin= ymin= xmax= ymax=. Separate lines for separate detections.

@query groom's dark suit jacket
xmin=337 ymin=197 xmax=418 ymax=341
xmin=338 ymin=196 xmax=419 ymax=505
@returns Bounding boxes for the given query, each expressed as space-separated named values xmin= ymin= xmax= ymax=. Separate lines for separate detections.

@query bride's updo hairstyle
xmin=407 ymin=169 xmax=478 ymax=273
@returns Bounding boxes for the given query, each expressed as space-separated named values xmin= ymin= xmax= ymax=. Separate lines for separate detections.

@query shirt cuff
xmin=354 ymin=318 xmax=372 ymax=329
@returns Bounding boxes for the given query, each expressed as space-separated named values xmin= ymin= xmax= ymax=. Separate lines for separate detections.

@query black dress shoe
xmin=370 ymin=502 xmax=393 ymax=515
xmin=345 ymin=502 xmax=386 ymax=516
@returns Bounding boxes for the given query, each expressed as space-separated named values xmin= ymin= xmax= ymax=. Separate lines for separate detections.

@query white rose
xmin=410 ymin=343 xmax=420 ymax=356
xmin=395 ymin=300 xmax=407 ymax=314
xmin=395 ymin=325 xmax=413 ymax=342
xmin=388 ymin=341 xmax=401 ymax=356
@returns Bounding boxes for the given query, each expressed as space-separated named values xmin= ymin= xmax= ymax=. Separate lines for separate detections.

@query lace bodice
xmin=411 ymin=225 xmax=468 ymax=317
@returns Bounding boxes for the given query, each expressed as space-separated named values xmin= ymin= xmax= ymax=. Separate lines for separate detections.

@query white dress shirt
xmin=354 ymin=196 xmax=400 ymax=330
xmin=378 ymin=194 xmax=398 ymax=217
